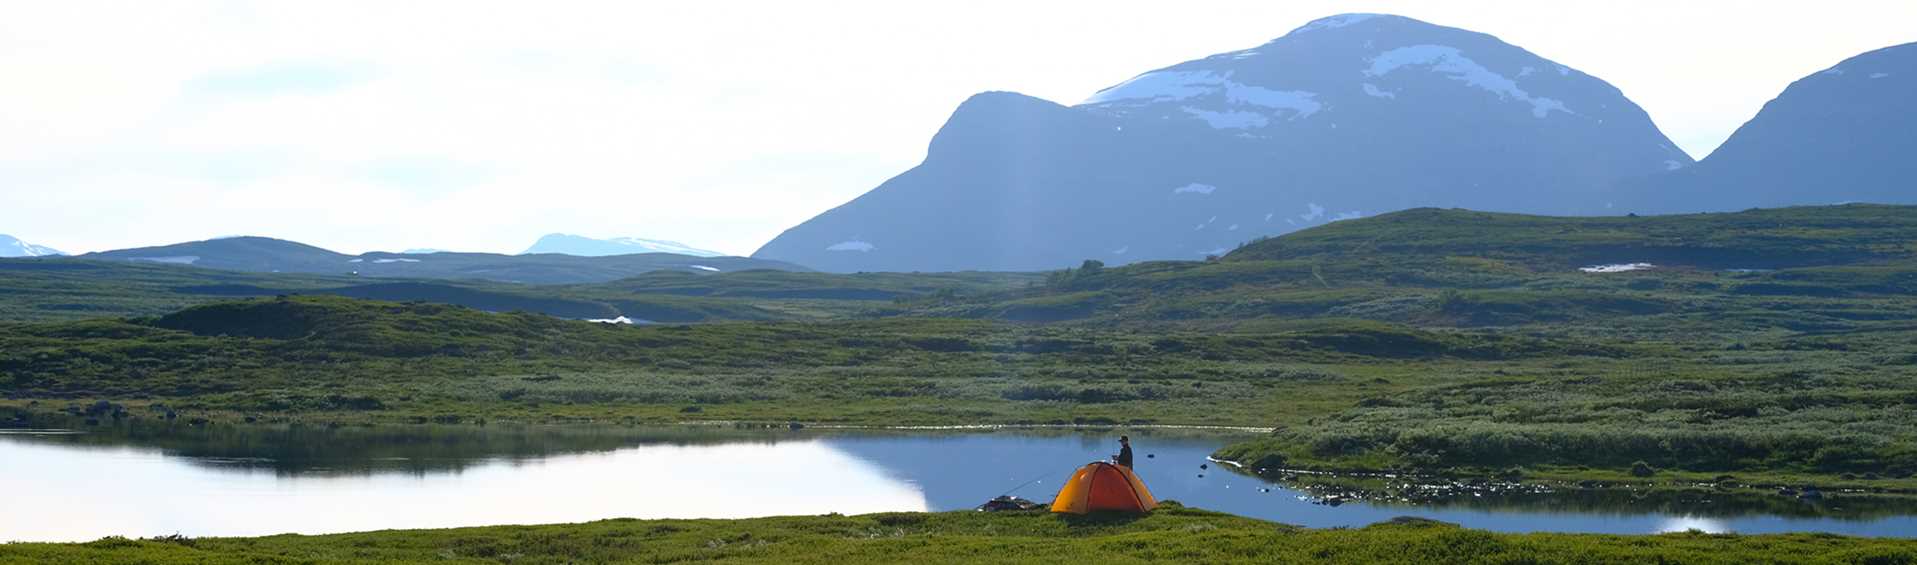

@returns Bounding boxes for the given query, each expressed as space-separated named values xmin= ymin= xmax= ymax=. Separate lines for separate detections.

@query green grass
xmin=0 ymin=258 xmax=1042 ymax=323
xmin=3 ymin=506 xmax=1914 ymax=564
xmin=1225 ymin=204 xmax=1917 ymax=270
xmin=9 ymin=205 xmax=1917 ymax=490
xmin=0 ymin=296 xmax=1439 ymax=428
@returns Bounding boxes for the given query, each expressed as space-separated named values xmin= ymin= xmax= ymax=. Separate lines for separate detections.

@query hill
xmin=0 ymin=257 xmax=1036 ymax=323
xmin=891 ymin=204 xmax=1917 ymax=328
xmin=80 ymin=236 xmax=807 ymax=284
xmin=754 ymin=13 xmax=1688 ymax=272
xmin=1225 ymin=204 xmax=1917 ymax=269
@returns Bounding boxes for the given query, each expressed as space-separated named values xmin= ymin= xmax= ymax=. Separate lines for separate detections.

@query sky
xmin=4 ymin=1 xmax=1914 ymax=256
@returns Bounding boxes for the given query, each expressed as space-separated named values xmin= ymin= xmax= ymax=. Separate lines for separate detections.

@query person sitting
xmin=1116 ymin=435 xmax=1134 ymax=469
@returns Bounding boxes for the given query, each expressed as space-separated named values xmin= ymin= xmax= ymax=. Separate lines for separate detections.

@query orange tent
xmin=1050 ymin=461 xmax=1157 ymax=514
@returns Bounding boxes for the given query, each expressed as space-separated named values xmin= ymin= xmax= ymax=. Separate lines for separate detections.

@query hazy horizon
xmin=5 ymin=1 xmax=1915 ymax=256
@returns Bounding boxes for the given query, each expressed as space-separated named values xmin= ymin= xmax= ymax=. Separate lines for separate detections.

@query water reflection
xmin=1658 ymin=516 xmax=1731 ymax=534
xmin=1 ymin=431 xmax=923 ymax=542
xmin=4 ymin=421 xmax=777 ymax=476
xmin=3 ymin=423 xmax=1916 ymax=542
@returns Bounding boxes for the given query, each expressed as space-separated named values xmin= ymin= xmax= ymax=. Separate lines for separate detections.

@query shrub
xmin=1630 ymin=461 xmax=1657 ymax=477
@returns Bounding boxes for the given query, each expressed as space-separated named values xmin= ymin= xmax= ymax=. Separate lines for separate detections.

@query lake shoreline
xmin=10 ymin=406 xmax=1917 ymax=514
xmin=8 ymin=400 xmax=1917 ymax=501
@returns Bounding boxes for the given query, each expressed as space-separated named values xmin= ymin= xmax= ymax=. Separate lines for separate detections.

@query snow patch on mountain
xmin=1182 ymin=107 xmax=1269 ymax=129
xmin=1227 ymin=87 xmax=1322 ymax=117
xmin=827 ymin=240 xmax=875 ymax=252
xmin=1084 ymin=70 xmax=1321 ymax=121
xmin=1581 ymin=263 xmax=1654 ymax=273
xmin=523 ymin=234 xmax=725 ymax=257
xmin=133 ymin=256 xmax=199 ymax=265
xmin=1366 ymin=45 xmax=1569 ymax=118
xmin=1083 ymin=71 xmax=1228 ymax=105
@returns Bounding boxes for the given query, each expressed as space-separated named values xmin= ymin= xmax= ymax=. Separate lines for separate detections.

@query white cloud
xmin=2 ymin=1 xmax=1914 ymax=254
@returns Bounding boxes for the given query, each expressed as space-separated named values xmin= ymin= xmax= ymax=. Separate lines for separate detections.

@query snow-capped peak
xmin=1076 ymin=12 xmax=1609 ymax=131
xmin=1290 ymin=13 xmax=1386 ymax=34
xmin=522 ymin=233 xmax=726 ymax=257
xmin=0 ymin=234 xmax=64 ymax=258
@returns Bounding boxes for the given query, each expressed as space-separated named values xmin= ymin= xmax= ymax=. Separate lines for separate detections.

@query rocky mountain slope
xmin=754 ymin=14 xmax=1689 ymax=272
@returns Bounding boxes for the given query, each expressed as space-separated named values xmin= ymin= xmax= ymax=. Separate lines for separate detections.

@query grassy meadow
xmin=3 ymin=505 xmax=1915 ymax=564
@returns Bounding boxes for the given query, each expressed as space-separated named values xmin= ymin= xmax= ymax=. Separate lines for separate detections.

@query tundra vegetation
xmin=5 ymin=205 xmax=1917 ymax=494
xmin=3 ymin=506 xmax=1917 ymax=564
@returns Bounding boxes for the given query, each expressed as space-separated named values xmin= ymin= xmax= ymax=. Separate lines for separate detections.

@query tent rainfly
xmin=1050 ymin=461 xmax=1157 ymax=514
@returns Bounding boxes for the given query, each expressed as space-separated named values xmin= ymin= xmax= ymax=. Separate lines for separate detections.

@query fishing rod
xmin=997 ymin=466 xmax=1064 ymax=498
xmin=997 ymin=445 xmax=1130 ymax=498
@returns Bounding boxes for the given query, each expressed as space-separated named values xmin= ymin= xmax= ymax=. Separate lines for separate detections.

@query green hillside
xmin=0 ymin=260 xmax=785 ymax=323
xmin=78 ymin=236 xmax=809 ymax=284
xmin=1229 ymin=204 xmax=1917 ymax=269
xmin=902 ymin=205 xmax=1917 ymax=330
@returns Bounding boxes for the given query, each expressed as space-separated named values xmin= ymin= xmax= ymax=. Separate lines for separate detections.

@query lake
xmin=3 ymin=423 xmax=1915 ymax=542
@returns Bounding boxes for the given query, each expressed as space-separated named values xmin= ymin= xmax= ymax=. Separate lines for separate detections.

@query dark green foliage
xmin=1632 ymin=461 xmax=1658 ymax=477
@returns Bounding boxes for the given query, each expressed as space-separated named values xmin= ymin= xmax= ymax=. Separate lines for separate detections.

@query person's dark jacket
xmin=1117 ymin=443 xmax=1134 ymax=469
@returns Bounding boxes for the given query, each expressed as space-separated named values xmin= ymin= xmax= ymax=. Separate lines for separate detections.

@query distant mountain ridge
xmin=754 ymin=13 xmax=1690 ymax=273
xmin=0 ymin=235 xmax=64 ymax=258
xmin=522 ymin=234 xmax=725 ymax=257
xmin=1616 ymin=42 xmax=1917 ymax=213
xmin=80 ymin=236 xmax=804 ymax=284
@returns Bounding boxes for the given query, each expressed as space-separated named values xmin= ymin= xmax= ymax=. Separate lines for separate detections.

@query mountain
xmin=522 ymin=234 xmax=725 ymax=257
xmin=84 ymin=237 xmax=350 ymax=272
xmin=0 ymin=235 xmax=64 ymax=258
xmin=754 ymin=13 xmax=1690 ymax=273
xmin=1618 ymin=43 xmax=1917 ymax=213
xmin=81 ymin=236 xmax=805 ymax=284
